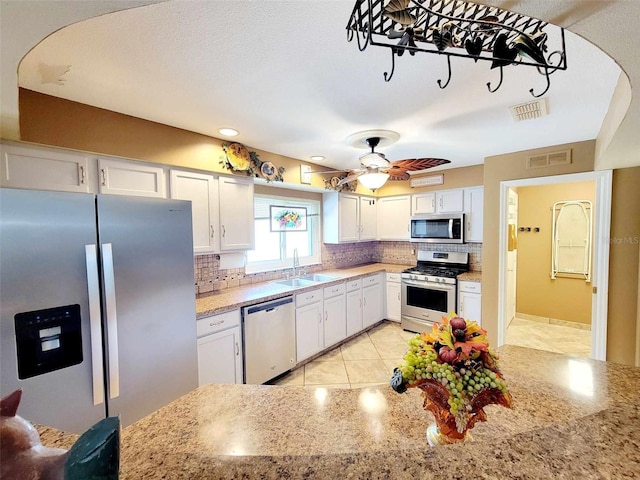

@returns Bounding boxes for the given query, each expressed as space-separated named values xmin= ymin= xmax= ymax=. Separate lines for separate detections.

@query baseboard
xmin=515 ymin=312 xmax=591 ymax=331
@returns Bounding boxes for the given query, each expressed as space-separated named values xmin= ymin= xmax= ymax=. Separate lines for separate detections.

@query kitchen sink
xmin=299 ymin=274 xmax=337 ymax=283
xmin=274 ymin=278 xmax=316 ymax=287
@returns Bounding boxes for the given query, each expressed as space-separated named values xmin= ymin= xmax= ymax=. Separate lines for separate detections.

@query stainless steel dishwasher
xmin=242 ymin=296 xmax=296 ymax=384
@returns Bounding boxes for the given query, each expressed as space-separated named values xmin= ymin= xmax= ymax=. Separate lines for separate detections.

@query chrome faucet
xmin=292 ymin=248 xmax=299 ymax=278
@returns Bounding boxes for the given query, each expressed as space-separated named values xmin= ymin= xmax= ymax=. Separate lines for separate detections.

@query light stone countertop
xmin=39 ymin=345 xmax=640 ymax=478
xmin=195 ymin=263 xmax=411 ymax=318
xmin=458 ymin=271 xmax=482 ymax=282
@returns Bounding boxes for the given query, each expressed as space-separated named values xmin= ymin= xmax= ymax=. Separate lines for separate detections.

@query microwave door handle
xmin=448 ymin=219 xmax=454 ymax=239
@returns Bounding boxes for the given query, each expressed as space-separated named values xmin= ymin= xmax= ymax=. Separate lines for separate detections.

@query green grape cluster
xmin=399 ymin=334 xmax=509 ymax=417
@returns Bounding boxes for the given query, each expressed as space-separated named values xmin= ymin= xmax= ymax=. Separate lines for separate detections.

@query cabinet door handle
xmin=439 ymin=197 xmax=443 ymax=208
xmin=79 ymin=165 xmax=87 ymax=184
xmin=325 ymin=311 xmax=328 ymax=322
xmin=432 ymin=197 xmax=435 ymax=208
xmin=210 ymin=225 xmax=214 ymax=238
xmin=397 ymin=292 xmax=400 ymax=300
xmin=467 ymin=221 xmax=471 ymax=234
xmin=235 ymin=342 xmax=239 ymax=356
xmin=101 ymin=168 xmax=107 ymax=186
xmin=318 ymin=313 xmax=322 ymax=324
xmin=222 ymin=225 xmax=226 ymax=237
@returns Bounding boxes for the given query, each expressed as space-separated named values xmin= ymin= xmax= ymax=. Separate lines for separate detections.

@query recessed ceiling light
xmin=218 ymin=128 xmax=239 ymax=137
xmin=310 ymin=156 xmax=325 ymax=161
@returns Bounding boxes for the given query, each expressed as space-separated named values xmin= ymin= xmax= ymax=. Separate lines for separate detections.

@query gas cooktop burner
xmin=403 ymin=267 xmax=462 ymax=278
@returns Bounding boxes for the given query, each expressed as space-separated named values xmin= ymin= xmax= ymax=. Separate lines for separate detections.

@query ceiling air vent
xmin=526 ymin=149 xmax=572 ymax=169
xmin=509 ymin=98 xmax=548 ymax=122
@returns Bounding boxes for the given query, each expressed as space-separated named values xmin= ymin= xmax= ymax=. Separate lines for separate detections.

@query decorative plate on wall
xmin=224 ymin=143 xmax=251 ymax=171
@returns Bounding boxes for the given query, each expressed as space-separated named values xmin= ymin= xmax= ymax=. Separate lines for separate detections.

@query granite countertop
xmin=40 ymin=345 xmax=640 ymax=479
xmin=458 ymin=271 xmax=482 ymax=282
xmin=195 ymin=263 xmax=410 ymax=318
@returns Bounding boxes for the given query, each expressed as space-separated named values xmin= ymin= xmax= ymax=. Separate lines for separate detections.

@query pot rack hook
xmin=384 ymin=49 xmax=397 ymax=82
xmin=530 ymin=67 xmax=551 ymax=98
xmin=437 ymin=55 xmax=452 ymax=89
xmin=486 ymin=65 xmax=504 ymax=93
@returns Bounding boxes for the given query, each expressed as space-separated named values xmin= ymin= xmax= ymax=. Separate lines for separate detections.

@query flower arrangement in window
xmin=390 ymin=313 xmax=513 ymax=445
xmin=270 ymin=206 xmax=307 ymax=232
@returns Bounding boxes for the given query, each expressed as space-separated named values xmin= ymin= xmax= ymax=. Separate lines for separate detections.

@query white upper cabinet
xmin=464 ymin=186 xmax=484 ymax=243
xmin=0 ymin=142 xmax=93 ymax=193
xmin=437 ymin=189 xmax=464 ymax=213
xmin=218 ymin=175 xmax=254 ymax=251
xmin=377 ymin=195 xmax=411 ymax=240
xmin=98 ymin=158 xmax=165 ymax=197
xmin=412 ymin=189 xmax=464 ymax=215
xmin=411 ymin=192 xmax=436 ymax=214
xmin=359 ymin=196 xmax=377 ymax=241
xmin=170 ymin=170 xmax=220 ymax=254
xmin=323 ymin=192 xmax=377 ymax=243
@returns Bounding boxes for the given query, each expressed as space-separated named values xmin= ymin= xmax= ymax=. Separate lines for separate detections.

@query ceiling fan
xmin=313 ymin=136 xmax=451 ymax=191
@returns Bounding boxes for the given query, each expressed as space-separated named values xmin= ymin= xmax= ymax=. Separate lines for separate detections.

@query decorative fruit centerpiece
xmin=390 ymin=313 xmax=513 ymax=446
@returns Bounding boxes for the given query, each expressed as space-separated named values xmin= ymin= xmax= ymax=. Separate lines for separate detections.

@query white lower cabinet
xmin=362 ymin=274 xmax=383 ymax=329
xmin=458 ymin=281 xmax=482 ymax=325
xmin=323 ymin=283 xmax=346 ymax=348
xmin=295 ymin=288 xmax=324 ymax=362
xmin=346 ymin=279 xmax=363 ymax=337
xmin=196 ymin=310 xmax=243 ymax=385
xmin=385 ymin=273 xmax=401 ymax=322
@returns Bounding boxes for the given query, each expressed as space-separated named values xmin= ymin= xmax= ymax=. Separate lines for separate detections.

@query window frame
xmin=245 ymin=193 xmax=321 ymax=274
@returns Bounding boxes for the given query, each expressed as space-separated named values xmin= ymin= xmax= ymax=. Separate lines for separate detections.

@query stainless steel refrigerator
xmin=0 ymin=188 xmax=198 ymax=434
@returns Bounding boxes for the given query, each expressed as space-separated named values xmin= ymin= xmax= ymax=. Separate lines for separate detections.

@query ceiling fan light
xmin=358 ymin=172 xmax=389 ymax=191
xmin=360 ymin=152 xmax=390 ymax=168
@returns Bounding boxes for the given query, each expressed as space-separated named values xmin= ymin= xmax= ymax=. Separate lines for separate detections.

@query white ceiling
xmin=4 ymin=1 xmax=633 ymax=173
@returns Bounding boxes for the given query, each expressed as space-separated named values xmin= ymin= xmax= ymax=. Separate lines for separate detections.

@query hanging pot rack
xmin=346 ymin=0 xmax=567 ymax=97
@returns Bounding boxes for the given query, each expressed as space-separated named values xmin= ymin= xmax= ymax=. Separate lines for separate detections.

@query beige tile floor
xmin=273 ymin=318 xmax=591 ymax=389
xmin=505 ymin=317 xmax=591 ymax=358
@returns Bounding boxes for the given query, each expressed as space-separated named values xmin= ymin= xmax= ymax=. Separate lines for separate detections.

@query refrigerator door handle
xmin=102 ymin=243 xmax=120 ymax=399
xmin=85 ymin=244 xmax=105 ymax=406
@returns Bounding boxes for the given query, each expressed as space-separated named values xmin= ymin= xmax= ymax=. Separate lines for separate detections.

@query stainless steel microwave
xmin=410 ymin=213 xmax=465 ymax=243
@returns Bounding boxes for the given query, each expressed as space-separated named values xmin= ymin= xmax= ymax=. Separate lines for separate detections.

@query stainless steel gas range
xmin=401 ymin=251 xmax=469 ymax=333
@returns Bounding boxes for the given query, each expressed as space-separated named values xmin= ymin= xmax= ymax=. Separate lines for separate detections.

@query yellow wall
xmin=482 ymin=141 xmax=596 ymax=346
xmin=377 ymin=165 xmax=484 ymax=196
xmin=18 ymin=88 xmax=338 ymax=192
xmin=607 ymin=167 xmax=640 ymax=365
xmin=515 ymin=182 xmax=595 ymax=325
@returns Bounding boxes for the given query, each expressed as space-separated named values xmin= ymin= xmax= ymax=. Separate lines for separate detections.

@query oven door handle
xmin=402 ymin=279 xmax=455 ymax=291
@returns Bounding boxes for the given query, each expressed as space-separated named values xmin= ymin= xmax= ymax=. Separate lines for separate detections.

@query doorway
xmin=497 ymin=170 xmax=612 ymax=361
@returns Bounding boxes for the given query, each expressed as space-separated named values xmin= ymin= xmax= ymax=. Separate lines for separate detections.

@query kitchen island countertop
xmin=195 ymin=263 xmax=411 ymax=318
xmin=40 ymin=345 xmax=640 ymax=479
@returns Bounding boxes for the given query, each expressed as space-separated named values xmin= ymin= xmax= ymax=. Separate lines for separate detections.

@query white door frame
xmin=497 ymin=170 xmax=612 ymax=361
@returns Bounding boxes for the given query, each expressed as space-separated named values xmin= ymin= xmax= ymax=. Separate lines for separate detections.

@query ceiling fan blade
xmin=338 ymin=172 xmax=364 ymax=186
xmin=390 ymin=158 xmax=451 ymax=171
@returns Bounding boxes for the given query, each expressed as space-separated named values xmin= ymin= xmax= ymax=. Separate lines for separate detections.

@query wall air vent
xmin=509 ymin=98 xmax=549 ymax=122
xmin=526 ymin=149 xmax=572 ymax=169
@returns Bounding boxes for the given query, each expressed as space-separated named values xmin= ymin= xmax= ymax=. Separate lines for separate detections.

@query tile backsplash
xmin=195 ymin=241 xmax=482 ymax=295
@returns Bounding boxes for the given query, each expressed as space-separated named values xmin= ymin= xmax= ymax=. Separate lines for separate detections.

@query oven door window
xmin=406 ymin=284 xmax=448 ymax=313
